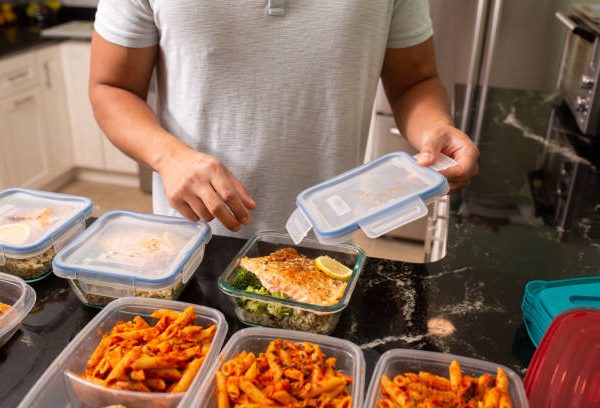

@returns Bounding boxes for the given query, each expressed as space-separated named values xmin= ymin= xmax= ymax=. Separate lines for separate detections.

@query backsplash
xmin=6 ymin=0 xmax=97 ymax=7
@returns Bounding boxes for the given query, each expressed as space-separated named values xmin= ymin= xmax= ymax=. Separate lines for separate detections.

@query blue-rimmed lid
xmin=0 ymin=189 xmax=93 ymax=256
xmin=52 ymin=211 xmax=211 ymax=286
xmin=286 ymin=152 xmax=451 ymax=244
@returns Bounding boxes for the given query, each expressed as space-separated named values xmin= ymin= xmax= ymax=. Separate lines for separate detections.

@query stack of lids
xmin=524 ymin=308 xmax=600 ymax=408
xmin=521 ymin=276 xmax=600 ymax=346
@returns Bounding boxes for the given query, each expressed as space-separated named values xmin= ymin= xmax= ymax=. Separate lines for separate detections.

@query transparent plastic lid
xmin=53 ymin=211 xmax=211 ymax=285
xmin=287 ymin=152 xmax=452 ymax=243
xmin=0 ymin=189 xmax=93 ymax=254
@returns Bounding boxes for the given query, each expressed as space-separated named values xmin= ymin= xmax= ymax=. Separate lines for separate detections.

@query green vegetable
xmin=229 ymin=268 xmax=264 ymax=291
xmin=237 ymin=285 xmax=293 ymax=317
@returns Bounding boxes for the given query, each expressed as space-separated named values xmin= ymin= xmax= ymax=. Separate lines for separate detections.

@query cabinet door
xmin=0 ymin=90 xmax=51 ymax=188
xmin=60 ymin=42 xmax=104 ymax=169
xmin=37 ymin=46 xmax=74 ymax=175
xmin=100 ymin=131 xmax=139 ymax=173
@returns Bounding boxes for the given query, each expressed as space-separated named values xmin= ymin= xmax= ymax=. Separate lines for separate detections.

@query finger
xmin=417 ymin=135 xmax=447 ymax=166
xmin=228 ymin=171 xmax=256 ymax=210
xmin=212 ymin=171 xmax=251 ymax=225
xmin=186 ymin=194 xmax=214 ymax=223
xmin=448 ymin=145 xmax=479 ymax=178
xmin=169 ymin=198 xmax=200 ymax=222
xmin=199 ymin=186 xmax=241 ymax=231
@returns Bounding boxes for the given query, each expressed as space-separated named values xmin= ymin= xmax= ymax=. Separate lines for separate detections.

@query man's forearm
xmin=389 ymin=76 xmax=453 ymax=150
xmin=90 ymin=84 xmax=189 ymax=172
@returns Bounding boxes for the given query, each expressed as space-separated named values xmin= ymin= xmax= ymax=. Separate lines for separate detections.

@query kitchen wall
xmin=6 ymin=0 xmax=97 ymax=6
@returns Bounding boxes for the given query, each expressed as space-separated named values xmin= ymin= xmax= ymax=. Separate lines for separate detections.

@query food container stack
xmin=0 ymin=188 xmax=93 ymax=282
xmin=18 ymin=297 xmax=228 ymax=408
xmin=219 ymin=232 xmax=366 ymax=334
xmin=521 ymin=276 xmax=600 ymax=346
xmin=52 ymin=210 xmax=211 ymax=307
xmin=286 ymin=152 xmax=453 ymax=244
xmin=0 ymin=272 xmax=36 ymax=347
xmin=181 ymin=327 xmax=366 ymax=408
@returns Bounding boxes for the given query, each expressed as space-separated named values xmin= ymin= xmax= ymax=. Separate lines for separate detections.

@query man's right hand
xmin=157 ymin=147 xmax=256 ymax=232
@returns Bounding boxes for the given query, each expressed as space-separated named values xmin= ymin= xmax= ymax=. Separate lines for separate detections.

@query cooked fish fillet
xmin=239 ymin=248 xmax=347 ymax=306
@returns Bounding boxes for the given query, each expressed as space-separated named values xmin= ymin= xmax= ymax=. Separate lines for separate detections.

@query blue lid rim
xmin=296 ymin=152 xmax=447 ymax=238
xmin=52 ymin=210 xmax=211 ymax=286
xmin=0 ymin=188 xmax=93 ymax=255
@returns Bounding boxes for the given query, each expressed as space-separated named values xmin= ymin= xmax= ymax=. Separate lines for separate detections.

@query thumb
xmin=416 ymin=137 xmax=445 ymax=167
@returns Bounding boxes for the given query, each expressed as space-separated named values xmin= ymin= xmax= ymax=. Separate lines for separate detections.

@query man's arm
xmin=89 ymin=32 xmax=255 ymax=231
xmin=380 ymin=37 xmax=479 ymax=190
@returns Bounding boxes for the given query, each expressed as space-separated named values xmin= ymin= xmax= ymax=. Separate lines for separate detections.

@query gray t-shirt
xmin=94 ymin=0 xmax=433 ymax=238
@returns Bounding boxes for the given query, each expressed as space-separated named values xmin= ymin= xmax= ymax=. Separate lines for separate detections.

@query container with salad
xmin=219 ymin=232 xmax=365 ymax=334
xmin=52 ymin=211 xmax=211 ymax=307
xmin=0 ymin=189 xmax=93 ymax=282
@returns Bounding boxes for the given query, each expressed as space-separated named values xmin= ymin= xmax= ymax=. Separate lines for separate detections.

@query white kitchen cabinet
xmin=37 ymin=45 xmax=74 ymax=176
xmin=0 ymin=89 xmax=51 ymax=188
xmin=60 ymin=41 xmax=105 ymax=169
xmin=60 ymin=41 xmax=138 ymax=174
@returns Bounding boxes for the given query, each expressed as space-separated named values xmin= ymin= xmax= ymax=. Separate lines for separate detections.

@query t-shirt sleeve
xmin=94 ymin=0 xmax=158 ymax=48
xmin=387 ymin=0 xmax=434 ymax=48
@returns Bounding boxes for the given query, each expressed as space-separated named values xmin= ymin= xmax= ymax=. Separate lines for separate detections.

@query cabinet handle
xmin=43 ymin=62 xmax=52 ymax=89
xmin=13 ymin=96 xmax=34 ymax=107
xmin=7 ymin=71 xmax=29 ymax=82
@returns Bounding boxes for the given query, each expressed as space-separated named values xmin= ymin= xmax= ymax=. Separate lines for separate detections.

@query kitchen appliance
xmin=528 ymin=104 xmax=600 ymax=241
xmin=556 ymin=4 xmax=600 ymax=136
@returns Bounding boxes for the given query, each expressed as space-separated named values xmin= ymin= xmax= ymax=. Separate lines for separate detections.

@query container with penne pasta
xmin=52 ymin=211 xmax=211 ymax=308
xmin=219 ymin=232 xmax=366 ymax=334
xmin=180 ymin=327 xmax=366 ymax=408
xmin=17 ymin=297 xmax=228 ymax=408
xmin=363 ymin=349 xmax=529 ymax=408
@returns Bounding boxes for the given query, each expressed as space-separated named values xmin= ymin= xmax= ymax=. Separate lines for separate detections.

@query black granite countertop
xmin=2 ymin=87 xmax=600 ymax=406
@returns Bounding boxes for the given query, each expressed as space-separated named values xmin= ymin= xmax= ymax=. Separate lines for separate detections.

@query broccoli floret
xmin=229 ymin=268 xmax=264 ymax=290
xmin=267 ymin=292 xmax=293 ymax=316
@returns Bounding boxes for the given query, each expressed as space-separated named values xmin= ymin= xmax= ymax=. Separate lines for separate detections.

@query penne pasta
xmin=378 ymin=360 xmax=514 ymax=408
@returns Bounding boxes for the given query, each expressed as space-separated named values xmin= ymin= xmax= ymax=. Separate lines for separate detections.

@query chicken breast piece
xmin=239 ymin=248 xmax=347 ymax=306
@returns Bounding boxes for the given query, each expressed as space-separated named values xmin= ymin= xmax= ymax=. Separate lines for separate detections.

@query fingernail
xmin=418 ymin=152 xmax=433 ymax=164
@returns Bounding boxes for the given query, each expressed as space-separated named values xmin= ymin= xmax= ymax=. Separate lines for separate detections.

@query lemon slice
xmin=0 ymin=223 xmax=31 ymax=245
xmin=315 ymin=256 xmax=352 ymax=281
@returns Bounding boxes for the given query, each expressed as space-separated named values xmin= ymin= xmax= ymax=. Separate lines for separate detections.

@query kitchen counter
xmin=2 ymin=87 xmax=600 ymax=406
xmin=0 ymin=25 xmax=57 ymax=58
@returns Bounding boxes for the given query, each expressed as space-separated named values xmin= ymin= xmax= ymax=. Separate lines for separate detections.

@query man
xmin=90 ymin=0 xmax=479 ymax=237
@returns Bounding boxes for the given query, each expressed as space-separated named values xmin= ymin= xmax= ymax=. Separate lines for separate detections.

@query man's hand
xmin=415 ymin=124 xmax=479 ymax=191
xmin=157 ymin=148 xmax=256 ymax=231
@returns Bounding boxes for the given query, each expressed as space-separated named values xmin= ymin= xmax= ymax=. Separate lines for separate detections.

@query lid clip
xmin=286 ymin=208 xmax=312 ymax=244
xmin=413 ymin=153 xmax=458 ymax=172
xmin=359 ymin=198 xmax=428 ymax=239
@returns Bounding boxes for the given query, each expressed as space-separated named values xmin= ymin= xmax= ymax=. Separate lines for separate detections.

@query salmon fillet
xmin=239 ymin=248 xmax=347 ymax=306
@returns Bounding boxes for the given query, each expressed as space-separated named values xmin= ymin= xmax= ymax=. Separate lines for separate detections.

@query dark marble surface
xmin=2 ymin=87 xmax=600 ymax=406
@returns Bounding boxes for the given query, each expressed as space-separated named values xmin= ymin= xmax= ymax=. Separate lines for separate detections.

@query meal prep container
xmin=521 ymin=276 xmax=600 ymax=346
xmin=286 ymin=152 xmax=454 ymax=244
xmin=53 ymin=211 xmax=211 ymax=307
xmin=180 ymin=327 xmax=366 ymax=408
xmin=219 ymin=231 xmax=366 ymax=334
xmin=364 ymin=349 xmax=529 ymax=408
xmin=525 ymin=308 xmax=600 ymax=408
xmin=18 ymin=297 xmax=228 ymax=408
xmin=0 ymin=272 xmax=36 ymax=347
xmin=0 ymin=188 xmax=93 ymax=282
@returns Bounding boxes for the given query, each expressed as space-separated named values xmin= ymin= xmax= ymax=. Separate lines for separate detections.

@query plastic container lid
xmin=364 ymin=349 xmax=529 ymax=408
xmin=180 ymin=327 xmax=366 ymax=408
xmin=53 ymin=211 xmax=211 ymax=287
xmin=18 ymin=297 xmax=228 ymax=408
xmin=524 ymin=308 xmax=600 ymax=408
xmin=0 ymin=272 xmax=36 ymax=347
xmin=521 ymin=277 xmax=600 ymax=346
xmin=0 ymin=188 xmax=93 ymax=258
xmin=286 ymin=152 xmax=454 ymax=244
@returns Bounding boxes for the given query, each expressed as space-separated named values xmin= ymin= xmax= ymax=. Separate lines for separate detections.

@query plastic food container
xmin=219 ymin=231 xmax=366 ymax=334
xmin=0 ymin=272 xmax=36 ymax=347
xmin=521 ymin=276 xmax=600 ymax=346
xmin=180 ymin=327 xmax=366 ymax=408
xmin=364 ymin=349 xmax=529 ymax=408
xmin=18 ymin=297 xmax=228 ymax=408
xmin=525 ymin=308 xmax=600 ymax=408
xmin=286 ymin=152 xmax=454 ymax=244
xmin=53 ymin=211 xmax=211 ymax=307
xmin=0 ymin=188 xmax=93 ymax=282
